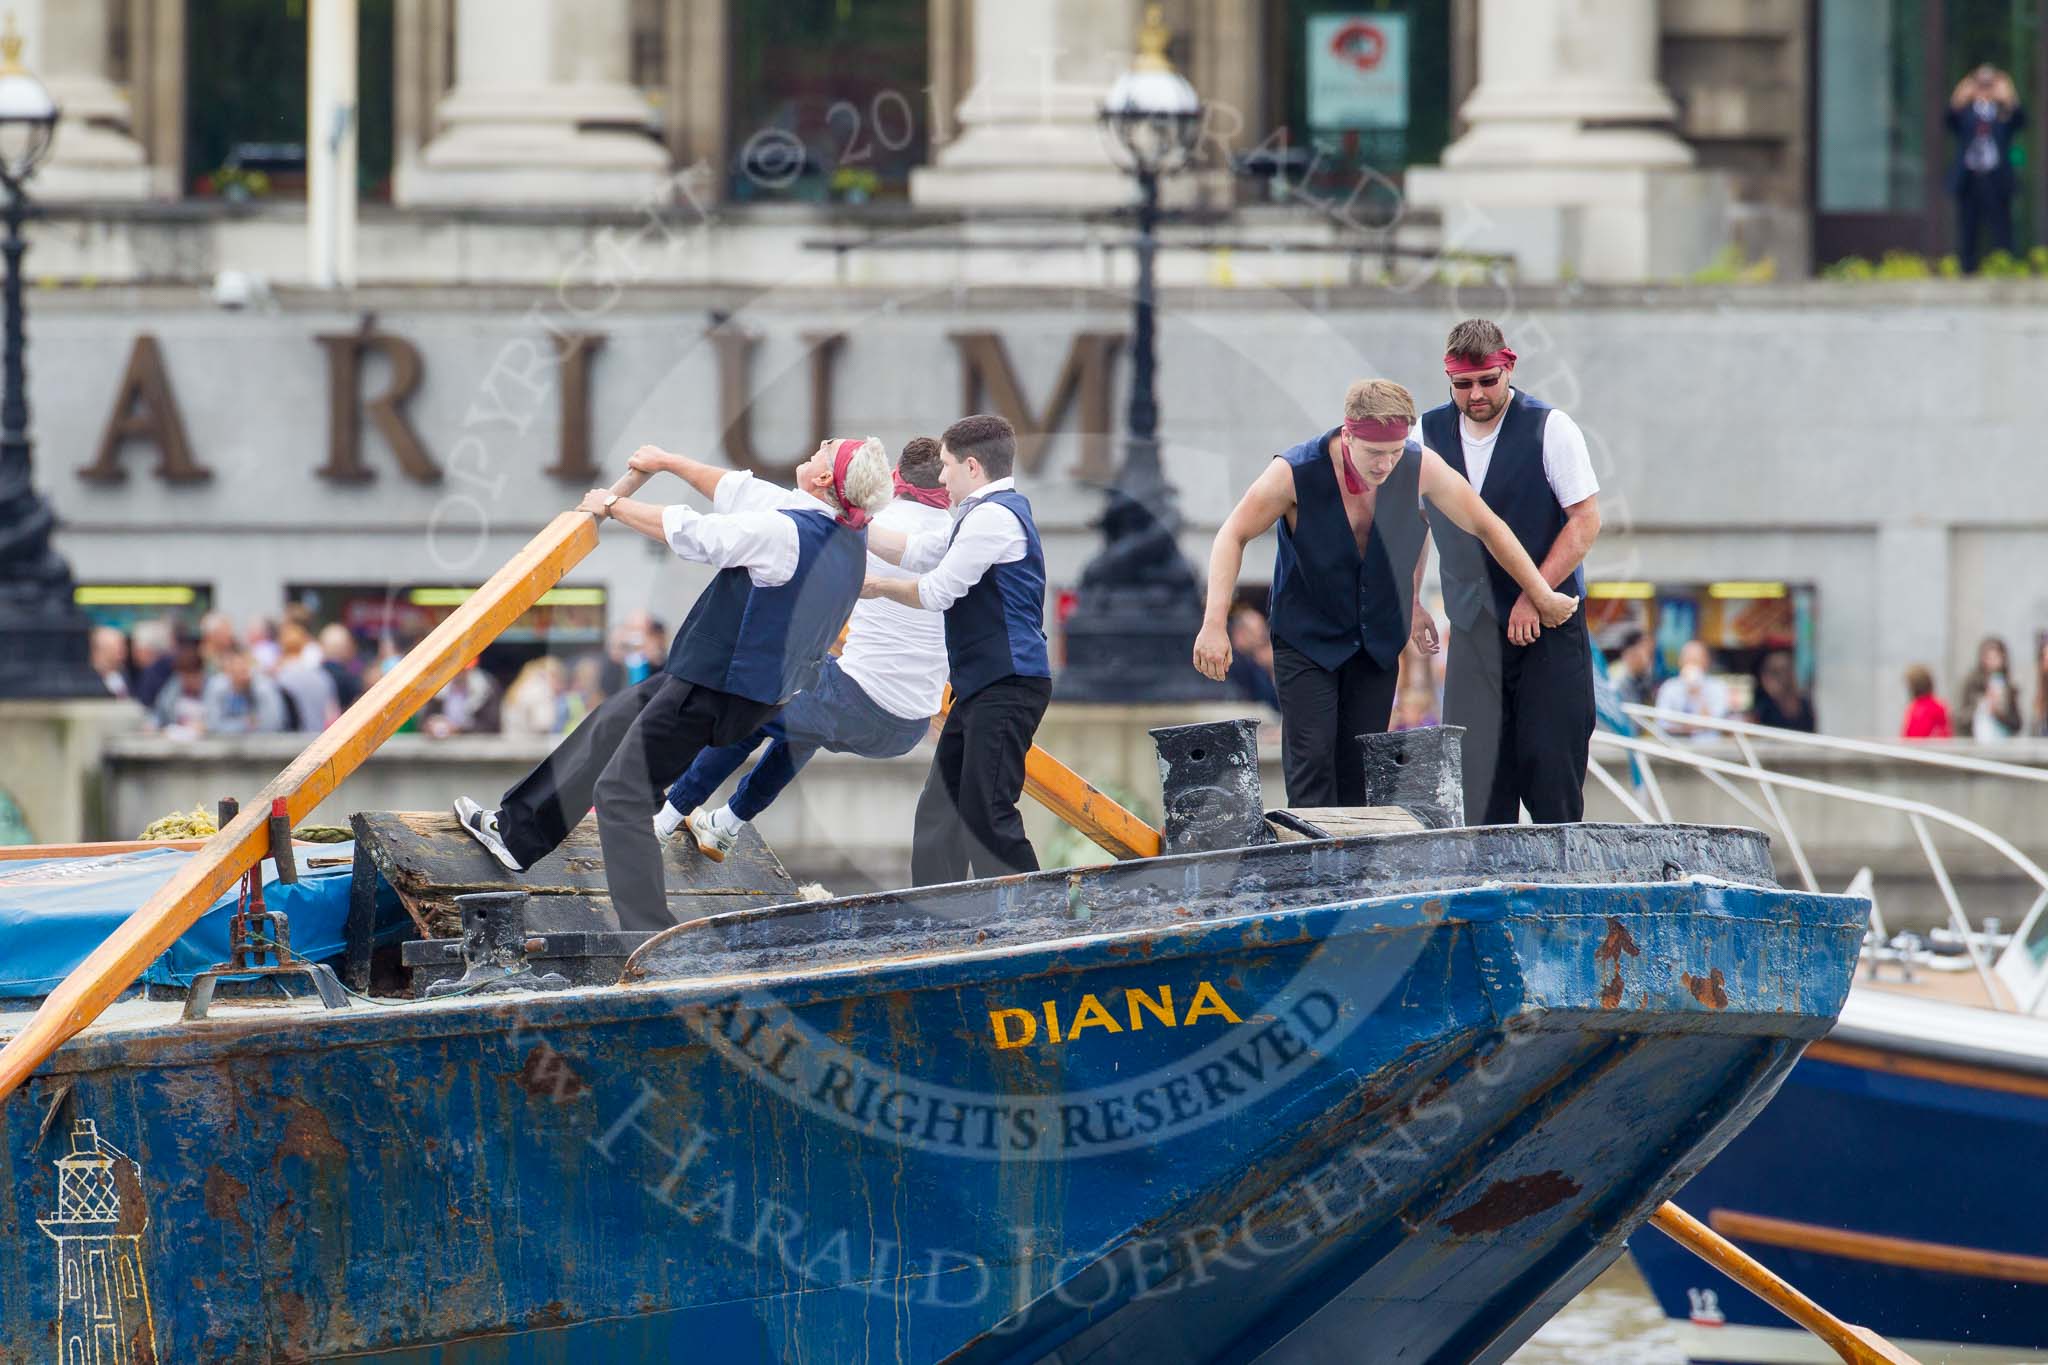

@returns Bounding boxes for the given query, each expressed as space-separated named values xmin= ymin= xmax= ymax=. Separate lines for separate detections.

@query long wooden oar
xmin=1650 ymin=1203 xmax=1919 ymax=1364
xmin=0 ymin=469 xmax=652 ymax=1105
xmin=927 ymin=690 xmax=1160 ymax=860
xmin=1015 ymin=740 xmax=1916 ymax=1365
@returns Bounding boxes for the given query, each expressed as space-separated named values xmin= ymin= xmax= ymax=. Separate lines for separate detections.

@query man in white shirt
xmin=863 ymin=414 xmax=1053 ymax=884
xmin=1653 ymin=639 xmax=1732 ymax=742
xmin=453 ymin=437 xmax=892 ymax=930
xmin=1417 ymin=317 xmax=1603 ymax=825
xmin=655 ymin=436 xmax=955 ymax=860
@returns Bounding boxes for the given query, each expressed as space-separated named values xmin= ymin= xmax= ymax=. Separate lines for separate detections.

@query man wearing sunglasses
xmin=1418 ymin=318 xmax=1602 ymax=827
xmin=1193 ymin=378 xmax=1578 ymax=807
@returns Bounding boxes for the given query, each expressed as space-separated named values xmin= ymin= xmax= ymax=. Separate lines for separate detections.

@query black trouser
xmin=1442 ymin=611 xmax=1593 ymax=826
xmin=496 ymin=674 xmax=778 ymax=931
xmin=1271 ymin=641 xmax=1400 ymax=807
xmin=911 ymin=674 xmax=1052 ymax=885
xmin=1957 ymin=174 xmax=2015 ymax=274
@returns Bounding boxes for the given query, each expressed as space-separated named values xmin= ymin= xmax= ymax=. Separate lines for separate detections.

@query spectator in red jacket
xmin=1901 ymin=664 xmax=1954 ymax=739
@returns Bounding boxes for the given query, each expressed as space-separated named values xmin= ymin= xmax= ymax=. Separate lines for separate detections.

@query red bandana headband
xmin=1444 ymin=347 xmax=1517 ymax=376
xmin=1336 ymin=417 xmax=1410 ymax=494
xmin=830 ymin=438 xmax=872 ymax=530
xmin=892 ymin=469 xmax=951 ymax=510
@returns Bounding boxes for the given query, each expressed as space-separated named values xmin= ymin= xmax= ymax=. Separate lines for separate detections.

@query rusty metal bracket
xmin=183 ymin=802 xmax=350 ymax=1021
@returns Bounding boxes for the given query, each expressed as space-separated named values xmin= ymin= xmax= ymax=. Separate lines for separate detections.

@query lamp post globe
xmin=0 ymin=19 xmax=101 ymax=699
xmin=1056 ymin=7 xmax=1223 ymax=704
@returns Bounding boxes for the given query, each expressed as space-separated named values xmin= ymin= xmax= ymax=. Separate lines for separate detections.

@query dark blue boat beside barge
xmin=1 ymin=823 xmax=1867 ymax=1364
xmin=1630 ymin=983 xmax=2048 ymax=1365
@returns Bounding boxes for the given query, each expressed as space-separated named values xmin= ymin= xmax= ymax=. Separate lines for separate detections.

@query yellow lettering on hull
xmin=989 ymin=981 xmax=1241 ymax=1049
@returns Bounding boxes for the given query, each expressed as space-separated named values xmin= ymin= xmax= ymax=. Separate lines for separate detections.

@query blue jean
xmin=664 ymin=657 xmax=932 ymax=822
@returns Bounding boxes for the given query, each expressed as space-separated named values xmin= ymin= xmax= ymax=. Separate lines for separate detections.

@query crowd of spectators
xmin=1899 ymin=635 xmax=2048 ymax=741
xmin=93 ymin=605 xmax=674 ymax=741
xmin=91 ymin=602 xmax=2048 ymax=750
xmin=1604 ymin=629 xmax=1816 ymax=738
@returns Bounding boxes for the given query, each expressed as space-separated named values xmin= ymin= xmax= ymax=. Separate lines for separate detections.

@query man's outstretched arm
xmin=629 ymin=444 xmax=727 ymax=501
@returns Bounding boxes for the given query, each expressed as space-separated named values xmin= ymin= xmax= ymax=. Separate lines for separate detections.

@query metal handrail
xmin=1589 ymin=728 xmax=2048 ymax=1012
xmin=1620 ymin=704 xmax=2048 ymax=785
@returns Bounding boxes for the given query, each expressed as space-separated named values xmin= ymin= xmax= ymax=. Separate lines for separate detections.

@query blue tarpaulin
xmin=0 ymin=843 xmax=403 ymax=1000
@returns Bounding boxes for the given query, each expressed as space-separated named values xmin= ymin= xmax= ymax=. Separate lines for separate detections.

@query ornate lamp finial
xmin=0 ymin=14 xmax=23 ymax=76
xmin=1135 ymin=4 xmax=1174 ymax=74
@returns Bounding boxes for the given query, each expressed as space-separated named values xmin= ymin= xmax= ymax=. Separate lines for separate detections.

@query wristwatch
xmin=600 ymin=492 xmax=622 ymax=518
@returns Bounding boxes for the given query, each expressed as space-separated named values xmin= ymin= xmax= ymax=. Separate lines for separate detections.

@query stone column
xmin=394 ymin=0 xmax=669 ymax=208
xmin=18 ymin=0 xmax=151 ymax=201
xmin=1406 ymin=0 xmax=1728 ymax=283
xmin=911 ymin=0 xmax=1139 ymax=208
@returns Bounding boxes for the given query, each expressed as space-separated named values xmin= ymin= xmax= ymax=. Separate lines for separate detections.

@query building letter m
xmin=949 ymin=331 xmax=1124 ymax=481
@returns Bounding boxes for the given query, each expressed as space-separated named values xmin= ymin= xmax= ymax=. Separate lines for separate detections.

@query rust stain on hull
xmin=1442 ymin=1170 xmax=1584 ymax=1236
xmin=1595 ymin=917 xmax=1639 ymax=1009
xmin=1682 ymin=968 xmax=1729 ymax=1010
xmin=514 ymin=1043 xmax=591 ymax=1102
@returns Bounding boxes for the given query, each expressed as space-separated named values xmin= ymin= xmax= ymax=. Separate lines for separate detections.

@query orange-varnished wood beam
xmin=0 ymin=471 xmax=654 ymax=1104
xmin=1022 ymin=750 xmax=1161 ymax=860
xmin=1710 ymin=1208 xmax=2048 ymax=1287
xmin=1651 ymin=1203 xmax=1921 ymax=1365
xmin=0 ymin=839 xmax=233 ymax=861
xmin=1805 ymin=1038 xmax=2048 ymax=1102
xmin=929 ymin=690 xmax=1161 ymax=861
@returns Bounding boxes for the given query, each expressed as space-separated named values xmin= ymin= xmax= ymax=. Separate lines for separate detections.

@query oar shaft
xmin=0 ymin=473 xmax=654 ymax=1104
xmin=929 ymin=690 xmax=1162 ymax=861
xmin=1650 ymin=1203 xmax=1920 ymax=1365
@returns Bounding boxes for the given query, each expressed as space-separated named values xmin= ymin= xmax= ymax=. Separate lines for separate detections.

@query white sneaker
xmin=654 ymin=801 xmax=686 ymax=840
xmin=453 ymin=796 xmax=522 ymax=873
xmin=686 ymin=806 xmax=739 ymax=863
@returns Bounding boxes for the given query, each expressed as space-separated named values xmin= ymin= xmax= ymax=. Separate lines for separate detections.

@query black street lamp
xmin=0 ymin=23 xmax=99 ymax=699
xmin=1055 ymin=6 xmax=1222 ymax=703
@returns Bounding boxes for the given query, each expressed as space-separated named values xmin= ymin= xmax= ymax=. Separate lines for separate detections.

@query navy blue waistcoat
xmin=665 ymin=507 xmax=866 ymax=705
xmin=1421 ymin=392 xmax=1583 ymax=632
xmin=943 ymin=488 xmax=1052 ymax=700
xmin=1266 ymin=428 xmax=1427 ymax=672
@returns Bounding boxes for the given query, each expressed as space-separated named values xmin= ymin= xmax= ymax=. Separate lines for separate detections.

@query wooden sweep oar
xmin=926 ymin=690 xmax=1160 ymax=861
xmin=1650 ymin=1203 xmax=1920 ymax=1364
xmin=1013 ymin=740 xmax=1917 ymax=1365
xmin=0 ymin=468 xmax=652 ymax=1106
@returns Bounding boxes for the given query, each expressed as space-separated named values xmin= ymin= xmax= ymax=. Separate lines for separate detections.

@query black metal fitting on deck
xmin=1359 ymin=725 xmax=1466 ymax=830
xmin=424 ymin=891 xmax=571 ymax=999
xmin=1150 ymin=717 xmax=1275 ymax=854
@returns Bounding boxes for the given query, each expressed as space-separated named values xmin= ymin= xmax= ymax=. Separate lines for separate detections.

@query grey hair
xmin=835 ymin=436 xmax=894 ymax=515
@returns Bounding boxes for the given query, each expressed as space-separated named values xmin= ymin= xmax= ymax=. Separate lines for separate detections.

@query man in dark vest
xmin=862 ymin=414 xmax=1052 ymax=883
xmin=1418 ymin=318 xmax=1603 ymax=825
xmin=654 ymin=437 xmax=955 ymax=860
xmin=452 ymin=437 xmax=893 ymax=930
xmin=1194 ymin=379 xmax=1579 ymax=807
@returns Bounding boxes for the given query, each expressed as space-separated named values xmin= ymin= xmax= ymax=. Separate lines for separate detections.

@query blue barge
xmin=1 ymin=822 xmax=1866 ymax=1363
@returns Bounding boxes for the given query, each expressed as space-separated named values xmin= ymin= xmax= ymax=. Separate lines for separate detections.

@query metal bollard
xmin=1359 ymin=725 xmax=1466 ymax=829
xmin=424 ymin=891 xmax=570 ymax=998
xmin=1150 ymin=717 xmax=1275 ymax=855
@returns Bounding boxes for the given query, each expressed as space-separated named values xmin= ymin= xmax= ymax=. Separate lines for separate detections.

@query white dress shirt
xmin=899 ymin=476 xmax=1029 ymax=611
xmin=1450 ymin=390 xmax=1600 ymax=507
xmin=658 ymin=470 xmax=839 ymax=585
xmin=837 ymin=497 xmax=954 ymax=719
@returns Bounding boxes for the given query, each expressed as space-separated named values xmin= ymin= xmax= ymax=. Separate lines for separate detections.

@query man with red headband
xmin=452 ymin=435 xmax=892 ymax=930
xmin=1419 ymin=317 xmax=1602 ymax=825
xmin=655 ymin=436 xmax=955 ymax=860
xmin=1194 ymin=378 xmax=1578 ymax=806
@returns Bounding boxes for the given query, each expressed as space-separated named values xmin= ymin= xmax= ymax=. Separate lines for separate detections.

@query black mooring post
xmin=1150 ymin=717 xmax=1275 ymax=855
xmin=1359 ymin=725 xmax=1466 ymax=829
